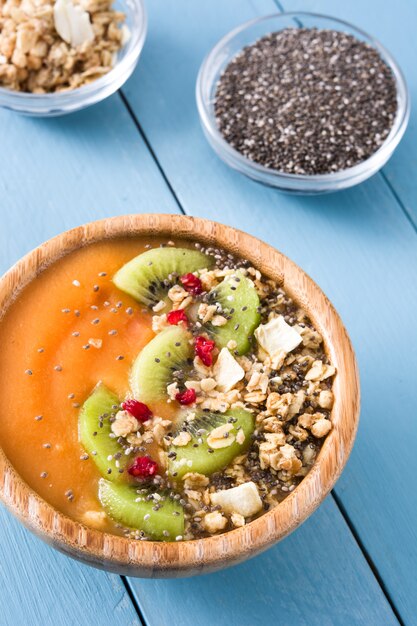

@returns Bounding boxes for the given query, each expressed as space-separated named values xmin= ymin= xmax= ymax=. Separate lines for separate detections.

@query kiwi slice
xmin=130 ymin=326 xmax=193 ymax=403
xmin=98 ymin=479 xmax=184 ymax=541
xmin=205 ymin=271 xmax=260 ymax=355
xmin=168 ymin=408 xmax=254 ymax=479
xmin=113 ymin=247 xmax=213 ymax=306
xmin=79 ymin=383 xmax=129 ymax=482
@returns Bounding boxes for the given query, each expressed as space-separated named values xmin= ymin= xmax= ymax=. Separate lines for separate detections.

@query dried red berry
xmin=175 ymin=388 xmax=197 ymax=405
xmin=195 ymin=335 xmax=216 ymax=366
xmin=180 ymin=273 xmax=203 ymax=295
xmin=121 ymin=399 xmax=152 ymax=422
xmin=128 ymin=455 xmax=159 ymax=478
xmin=167 ymin=309 xmax=189 ymax=327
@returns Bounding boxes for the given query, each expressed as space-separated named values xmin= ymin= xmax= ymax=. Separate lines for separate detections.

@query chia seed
xmin=215 ymin=28 xmax=397 ymax=174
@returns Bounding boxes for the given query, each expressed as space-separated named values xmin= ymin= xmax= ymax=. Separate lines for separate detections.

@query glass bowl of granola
xmin=0 ymin=0 xmax=147 ymax=116
xmin=0 ymin=214 xmax=360 ymax=576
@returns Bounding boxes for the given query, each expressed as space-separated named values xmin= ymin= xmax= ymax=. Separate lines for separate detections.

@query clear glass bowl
xmin=0 ymin=0 xmax=147 ymax=117
xmin=196 ymin=12 xmax=410 ymax=194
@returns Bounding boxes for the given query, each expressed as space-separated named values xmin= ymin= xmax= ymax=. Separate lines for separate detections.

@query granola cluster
xmin=147 ymin=249 xmax=336 ymax=539
xmin=0 ymin=0 xmax=128 ymax=92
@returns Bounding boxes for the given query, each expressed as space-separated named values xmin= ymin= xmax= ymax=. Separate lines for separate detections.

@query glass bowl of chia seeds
xmin=196 ymin=12 xmax=410 ymax=194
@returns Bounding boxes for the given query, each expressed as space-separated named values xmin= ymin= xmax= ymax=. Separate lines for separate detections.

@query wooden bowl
xmin=0 ymin=214 xmax=360 ymax=577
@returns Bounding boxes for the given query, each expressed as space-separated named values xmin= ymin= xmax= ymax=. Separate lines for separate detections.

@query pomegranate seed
xmin=128 ymin=455 xmax=158 ymax=478
xmin=167 ymin=309 xmax=189 ymax=327
xmin=176 ymin=388 xmax=196 ymax=405
xmin=121 ymin=399 xmax=152 ymax=422
xmin=180 ymin=273 xmax=203 ymax=295
xmin=195 ymin=335 xmax=216 ymax=366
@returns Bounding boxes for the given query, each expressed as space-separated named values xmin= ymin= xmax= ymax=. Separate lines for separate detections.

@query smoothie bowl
xmin=0 ymin=214 xmax=359 ymax=576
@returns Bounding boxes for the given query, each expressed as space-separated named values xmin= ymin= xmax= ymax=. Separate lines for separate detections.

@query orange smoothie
xmin=0 ymin=235 xmax=335 ymax=542
xmin=0 ymin=238 xmax=173 ymax=532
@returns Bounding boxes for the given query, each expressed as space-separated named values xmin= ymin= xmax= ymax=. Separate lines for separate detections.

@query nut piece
xmin=318 ymin=389 xmax=334 ymax=409
xmin=88 ymin=337 xmax=102 ymax=349
xmin=276 ymin=443 xmax=303 ymax=474
xmin=210 ymin=481 xmax=263 ymax=517
xmin=305 ymin=360 xmax=336 ymax=382
xmin=298 ymin=412 xmax=332 ymax=439
xmin=82 ymin=510 xmax=107 ymax=528
xmin=152 ymin=300 xmax=166 ymax=313
xmin=200 ymin=377 xmax=217 ymax=392
xmin=266 ymin=392 xmax=292 ymax=416
xmin=172 ymin=431 xmax=192 ymax=447
xmin=202 ymin=511 xmax=227 ymax=534
xmin=183 ymin=472 xmax=209 ymax=489
xmin=236 ymin=428 xmax=245 ymax=445
xmin=259 ymin=438 xmax=301 ymax=474
xmin=211 ymin=315 xmax=228 ymax=327
xmin=311 ymin=418 xmax=332 ymax=438
xmin=297 ymin=325 xmax=323 ymax=350
xmin=152 ymin=314 xmax=168 ymax=333
xmin=198 ymin=303 xmax=217 ymax=323
xmin=259 ymin=432 xmax=286 ymax=470
xmin=110 ymin=410 xmax=139 ymax=437
xmin=207 ymin=423 xmax=235 ymax=449
xmin=231 ymin=512 xmax=245 ymax=527
xmin=166 ymin=382 xmax=179 ymax=400
xmin=168 ymin=285 xmax=188 ymax=303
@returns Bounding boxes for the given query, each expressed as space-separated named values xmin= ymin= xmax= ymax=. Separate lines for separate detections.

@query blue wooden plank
xmin=275 ymin=0 xmax=417 ymax=226
xmin=122 ymin=0 xmax=415 ymax=623
xmin=131 ymin=498 xmax=398 ymax=626
xmin=0 ymin=94 xmax=180 ymax=624
xmin=0 ymin=94 xmax=178 ymax=273
xmin=0 ymin=504 xmax=141 ymax=626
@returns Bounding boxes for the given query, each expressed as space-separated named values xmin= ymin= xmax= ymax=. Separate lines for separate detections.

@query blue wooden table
xmin=1 ymin=1 xmax=416 ymax=625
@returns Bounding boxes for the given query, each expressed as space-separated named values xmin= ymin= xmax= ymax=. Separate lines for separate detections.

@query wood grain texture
xmin=131 ymin=497 xmax=398 ymax=626
xmin=0 ymin=505 xmax=141 ymax=626
xmin=121 ymin=0 xmax=417 ymax=620
xmin=0 ymin=95 xmax=178 ymax=275
xmin=0 ymin=214 xmax=359 ymax=577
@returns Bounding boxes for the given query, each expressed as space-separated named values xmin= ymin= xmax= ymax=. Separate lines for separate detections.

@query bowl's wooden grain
xmin=0 ymin=214 xmax=360 ymax=577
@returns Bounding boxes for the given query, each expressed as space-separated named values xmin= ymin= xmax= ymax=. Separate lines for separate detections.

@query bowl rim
xmin=0 ymin=214 xmax=360 ymax=576
xmin=0 ymin=0 xmax=147 ymax=113
xmin=196 ymin=11 xmax=410 ymax=187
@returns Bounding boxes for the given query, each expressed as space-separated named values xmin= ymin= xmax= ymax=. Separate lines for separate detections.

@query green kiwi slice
xmin=167 ymin=408 xmax=254 ymax=479
xmin=204 ymin=271 xmax=260 ymax=355
xmin=98 ymin=479 xmax=184 ymax=541
xmin=113 ymin=247 xmax=213 ymax=306
xmin=130 ymin=326 xmax=193 ymax=403
xmin=79 ymin=383 xmax=130 ymax=482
